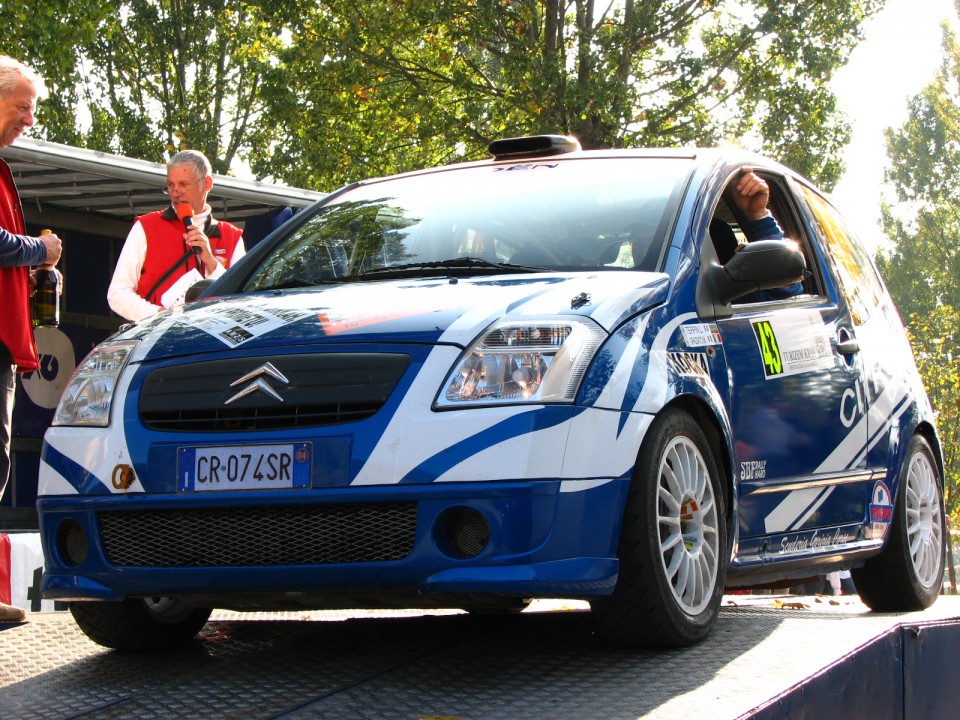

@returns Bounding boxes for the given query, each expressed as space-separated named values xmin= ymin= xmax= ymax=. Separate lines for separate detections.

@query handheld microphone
xmin=175 ymin=203 xmax=201 ymax=255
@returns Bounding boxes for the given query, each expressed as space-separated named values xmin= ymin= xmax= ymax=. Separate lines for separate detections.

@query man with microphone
xmin=107 ymin=149 xmax=245 ymax=321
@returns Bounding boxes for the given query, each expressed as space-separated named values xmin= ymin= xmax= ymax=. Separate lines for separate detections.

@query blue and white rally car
xmin=38 ymin=135 xmax=944 ymax=649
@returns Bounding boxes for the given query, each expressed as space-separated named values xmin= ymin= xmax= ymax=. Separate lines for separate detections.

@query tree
xmin=253 ymin=0 xmax=881 ymax=189
xmin=2 ymin=1 xmax=287 ymax=173
xmin=0 ymin=0 xmax=113 ymax=147
xmin=906 ymin=308 xmax=960 ymax=519
xmin=6 ymin=1 xmax=881 ymax=189
xmin=878 ymin=7 xmax=960 ymax=532
xmin=877 ymin=10 xmax=960 ymax=319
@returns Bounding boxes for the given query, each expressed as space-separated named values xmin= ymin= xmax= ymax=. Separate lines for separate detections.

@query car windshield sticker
xmin=751 ymin=313 xmax=833 ymax=379
xmin=182 ymin=303 xmax=314 ymax=348
xmin=680 ymin=322 xmax=722 ymax=347
xmin=492 ymin=162 xmax=559 ymax=172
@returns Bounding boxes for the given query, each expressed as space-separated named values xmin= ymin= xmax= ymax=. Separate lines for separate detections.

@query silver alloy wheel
xmin=656 ymin=436 xmax=720 ymax=615
xmin=142 ymin=596 xmax=201 ymax=623
xmin=905 ymin=449 xmax=943 ymax=588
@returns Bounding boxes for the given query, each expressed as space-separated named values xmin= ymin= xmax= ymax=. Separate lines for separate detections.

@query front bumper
xmin=39 ymin=478 xmax=628 ymax=606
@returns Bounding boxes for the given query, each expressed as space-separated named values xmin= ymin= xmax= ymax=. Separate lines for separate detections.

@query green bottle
xmin=32 ymin=229 xmax=61 ymax=327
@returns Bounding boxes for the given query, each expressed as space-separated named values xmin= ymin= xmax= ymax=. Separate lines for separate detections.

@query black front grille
xmin=143 ymin=401 xmax=384 ymax=432
xmin=140 ymin=353 xmax=410 ymax=432
xmin=99 ymin=502 xmax=418 ymax=567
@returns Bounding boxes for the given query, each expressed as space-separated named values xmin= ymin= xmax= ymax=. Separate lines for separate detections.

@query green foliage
xmin=879 ymin=10 xmax=960 ymax=528
xmin=879 ymin=16 xmax=960 ymax=318
xmin=4 ymin=0 xmax=879 ymax=190
xmin=0 ymin=0 xmax=112 ymax=145
xmin=2 ymin=1 xmax=287 ymax=173
xmin=82 ymin=0 xmax=289 ymax=172
xmin=904 ymin=307 xmax=960 ymax=521
xmin=253 ymin=0 xmax=879 ymax=189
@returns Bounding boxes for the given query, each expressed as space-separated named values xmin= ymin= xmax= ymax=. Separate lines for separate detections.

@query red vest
xmin=0 ymin=159 xmax=38 ymax=372
xmin=135 ymin=208 xmax=243 ymax=304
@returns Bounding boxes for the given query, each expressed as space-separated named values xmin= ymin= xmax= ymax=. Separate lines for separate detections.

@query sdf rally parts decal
xmin=751 ymin=312 xmax=833 ymax=379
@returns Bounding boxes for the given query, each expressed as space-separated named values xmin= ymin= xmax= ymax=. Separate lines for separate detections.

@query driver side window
xmin=710 ymin=171 xmax=823 ymax=300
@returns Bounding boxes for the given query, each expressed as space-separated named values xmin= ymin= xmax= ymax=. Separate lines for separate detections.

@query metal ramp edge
xmin=745 ymin=617 xmax=960 ymax=720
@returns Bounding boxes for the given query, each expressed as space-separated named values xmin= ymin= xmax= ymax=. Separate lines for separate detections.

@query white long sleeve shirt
xmin=107 ymin=208 xmax=245 ymax=322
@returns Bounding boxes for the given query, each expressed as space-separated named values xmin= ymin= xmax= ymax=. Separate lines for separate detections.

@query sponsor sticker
xmin=740 ymin=460 xmax=767 ymax=481
xmin=751 ymin=312 xmax=834 ymax=379
xmin=184 ymin=302 xmax=315 ymax=348
xmin=680 ymin=323 xmax=722 ymax=347
xmin=775 ymin=526 xmax=859 ymax=555
xmin=667 ymin=352 xmax=709 ymax=377
xmin=870 ymin=480 xmax=894 ymax=525
xmin=320 ymin=310 xmax=422 ymax=336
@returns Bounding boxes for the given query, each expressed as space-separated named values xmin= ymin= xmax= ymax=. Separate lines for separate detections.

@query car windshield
xmin=242 ymin=156 xmax=691 ymax=291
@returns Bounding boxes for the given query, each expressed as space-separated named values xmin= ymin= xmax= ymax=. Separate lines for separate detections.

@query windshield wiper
xmin=359 ymin=256 xmax=547 ymax=277
xmin=258 ymin=277 xmax=344 ymax=291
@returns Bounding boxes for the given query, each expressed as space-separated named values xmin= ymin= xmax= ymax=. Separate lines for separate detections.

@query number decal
xmin=752 ymin=320 xmax=783 ymax=377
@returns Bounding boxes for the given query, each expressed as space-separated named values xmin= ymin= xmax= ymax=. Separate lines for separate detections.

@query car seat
xmin=710 ymin=218 xmax=739 ymax=264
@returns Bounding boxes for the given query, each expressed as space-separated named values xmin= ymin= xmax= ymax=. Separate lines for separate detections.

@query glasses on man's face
xmin=162 ymin=178 xmax=205 ymax=195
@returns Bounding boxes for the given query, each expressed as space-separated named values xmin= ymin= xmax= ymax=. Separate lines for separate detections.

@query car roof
xmin=348 ymin=140 xmax=802 ymax=190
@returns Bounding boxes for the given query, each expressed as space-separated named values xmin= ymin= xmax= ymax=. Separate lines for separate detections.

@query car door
xmin=794 ymin=183 xmax=903 ymax=541
xmin=706 ymin=171 xmax=872 ymax=562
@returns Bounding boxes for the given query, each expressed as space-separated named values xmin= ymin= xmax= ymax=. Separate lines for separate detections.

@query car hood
xmin=120 ymin=272 xmax=670 ymax=363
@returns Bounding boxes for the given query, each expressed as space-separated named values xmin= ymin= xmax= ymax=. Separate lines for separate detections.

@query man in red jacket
xmin=107 ymin=149 xmax=245 ymax=321
xmin=0 ymin=56 xmax=62 ymax=623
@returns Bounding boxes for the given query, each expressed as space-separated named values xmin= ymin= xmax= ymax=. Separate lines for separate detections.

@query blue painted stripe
xmin=399 ymin=406 xmax=584 ymax=483
xmin=40 ymin=443 xmax=111 ymax=496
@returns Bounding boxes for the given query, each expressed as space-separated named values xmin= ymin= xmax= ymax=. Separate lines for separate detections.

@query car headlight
xmin=53 ymin=340 xmax=139 ymax=427
xmin=437 ymin=317 xmax=607 ymax=407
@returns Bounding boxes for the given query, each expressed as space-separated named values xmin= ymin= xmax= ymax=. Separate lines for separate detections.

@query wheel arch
xmin=658 ymin=394 xmax=733 ymax=528
xmin=913 ymin=421 xmax=945 ymax=488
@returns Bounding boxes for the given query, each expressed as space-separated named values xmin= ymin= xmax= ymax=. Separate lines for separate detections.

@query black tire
xmin=69 ymin=597 xmax=212 ymax=650
xmin=591 ymin=408 xmax=727 ymax=648
xmin=853 ymin=434 xmax=945 ymax=612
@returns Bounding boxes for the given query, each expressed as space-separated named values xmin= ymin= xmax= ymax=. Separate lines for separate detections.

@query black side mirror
xmin=184 ymin=278 xmax=216 ymax=304
xmin=697 ymin=240 xmax=806 ymax=319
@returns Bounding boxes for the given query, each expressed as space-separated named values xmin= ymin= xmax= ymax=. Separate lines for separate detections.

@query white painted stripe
xmin=559 ymin=478 xmax=617 ymax=493
xmin=764 ymin=487 xmax=830 ymax=534
xmin=594 ymin=314 xmax=651 ymax=409
xmin=635 ymin=311 xmax=697 ymax=413
xmin=788 ymin=487 xmax=835 ymax=531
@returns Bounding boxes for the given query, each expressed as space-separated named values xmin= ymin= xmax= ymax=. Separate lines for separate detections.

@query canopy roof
xmin=0 ymin=138 xmax=324 ymax=229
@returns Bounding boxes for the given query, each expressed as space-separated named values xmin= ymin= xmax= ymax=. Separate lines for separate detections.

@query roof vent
xmin=488 ymin=135 xmax=582 ymax=160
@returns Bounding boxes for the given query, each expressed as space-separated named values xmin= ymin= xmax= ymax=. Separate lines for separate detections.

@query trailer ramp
xmin=1 ymin=596 xmax=958 ymax=719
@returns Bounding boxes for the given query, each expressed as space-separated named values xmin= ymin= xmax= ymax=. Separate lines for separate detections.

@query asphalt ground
xmin=2 ymin=595 xmax=959 ymax=720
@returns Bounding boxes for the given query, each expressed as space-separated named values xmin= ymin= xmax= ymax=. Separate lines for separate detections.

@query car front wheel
xmin=592 ymin=407 xmax=727 ymax=648
xmin=70 ymin=597 xmax=212 ymax=650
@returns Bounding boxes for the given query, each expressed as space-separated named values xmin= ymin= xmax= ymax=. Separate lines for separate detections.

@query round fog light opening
xmin=436 ymin=507 xmax=491 ymax=559
xmin=57 ymin=519 xmax=89 ymax=568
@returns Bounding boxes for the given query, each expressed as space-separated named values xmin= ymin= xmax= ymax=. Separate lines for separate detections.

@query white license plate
xmin=177 ymin=443 xmax=311 ymax=492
